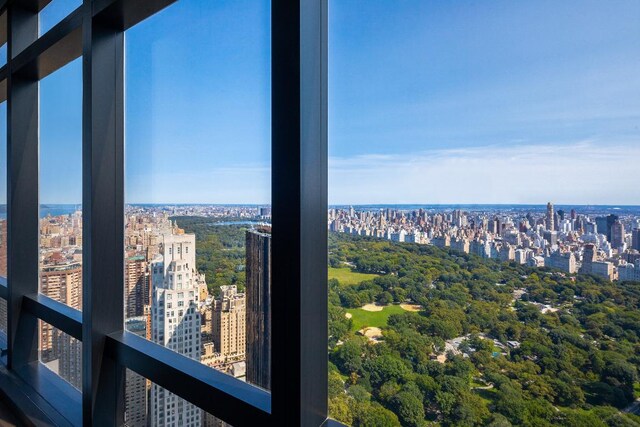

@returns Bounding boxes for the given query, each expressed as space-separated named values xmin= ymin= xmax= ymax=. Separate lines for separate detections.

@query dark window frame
xmin=0 ymin=0 xmax=328 ymax=425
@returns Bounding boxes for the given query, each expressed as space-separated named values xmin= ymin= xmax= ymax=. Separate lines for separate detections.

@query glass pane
xmin=39 ymin=320 xmax=81 ymax=389
xmin=125 ymin=317 xmax=150 ymax=427
xmin=126 ymin=374 xmax=233 ymax=427
xmin=328 ymin=1 xmax=640 ymax=426
xmin=126 ymin=367 xmax=149 ymax=427
xmin=39 ymin=58 xmax=82 ymax=312
xmin=0 ymin=101 xmax=6 ymax=337
xmin=39 ymin=0 xmax=81 ymax=36
xmin=0 ymin=44 xmax=6 ymax=67
xmin=0 ymin=11 xmax=7 ymax=66
xmin=124 ymin=0 xmax=270 ymax=424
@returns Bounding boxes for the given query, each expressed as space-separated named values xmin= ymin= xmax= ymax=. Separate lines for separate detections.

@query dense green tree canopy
xmin=327 ymin=233 xmax=640 ymax=426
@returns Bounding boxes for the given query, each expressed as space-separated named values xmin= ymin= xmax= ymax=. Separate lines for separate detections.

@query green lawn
xmin=346 ymin=304 xmax=406 ymax=331
xmin=328 ymin=267 xmax=380 ymax=285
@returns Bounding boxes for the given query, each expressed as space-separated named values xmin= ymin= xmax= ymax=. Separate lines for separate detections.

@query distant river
xmin=0 ymin=204 xmax=80 ymax=219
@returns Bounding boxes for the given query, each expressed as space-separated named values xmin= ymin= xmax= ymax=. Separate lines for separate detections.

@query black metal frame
xmin=0 ymin=0 xmax=328 ymax=425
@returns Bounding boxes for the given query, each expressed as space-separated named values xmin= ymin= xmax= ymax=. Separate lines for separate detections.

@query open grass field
xmin=346 ymin=304 xmax=406 ymax=331
xmin=328 ymin=267 xmax=380 ymax=285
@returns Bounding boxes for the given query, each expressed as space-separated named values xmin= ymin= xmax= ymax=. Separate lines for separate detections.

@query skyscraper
xmin=246 ymin=228 xmax=271 ymax=390
xmin=611 ymin=220 xmax=625 ymax=249
xmin=125 ymin=255 xmax=150 ymax=318
xmin=546 ymin=202 xmax=554 ymax=231
xmin=632 ymin=228 xmax=640 ymax=251
xmin=40 ymin=260 xmax=83 ymax=388
xmin=580 ymin=244 xmax=597 ymax=275
xmin=212 ymin=285 xmax=246 ymax=359
xmin=596 ymin=214 xmax=618 ymax=242
xmin=150 ymin=229 xmax=203 ymax=427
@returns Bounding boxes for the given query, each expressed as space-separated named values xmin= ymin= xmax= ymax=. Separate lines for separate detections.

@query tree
xmin=378 ymin=291 xmax=394 ymax=305
xmin=561 ymin=410 xmax=607 ymax=427
xmin=328 ymin=397 xmax=353 ymax=426
xmin=494 ymin=384 xmax=526 ymax=425
xmin=348 ymin=384 xmax=371 ymax=402
xmin=328 ymin=370 xmax=345 ymax=399
xmin=450 ymin=391 xmax=490 ymax=426
xmin=391 ymin=391 xmax=426 ymax=427
xmin=366 ymin=354 xmax=412 ymax=387
xmin=333 ymin=340 xmax=364 ymax=374
xmin=487 ymin=414 xmax=513 ymax=427
xmin=352 ymin=401 xmax=401 ymax=427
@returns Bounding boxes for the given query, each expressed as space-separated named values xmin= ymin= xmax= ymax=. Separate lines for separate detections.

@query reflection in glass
xmin=39 ymin=320 xmax=81 ymax=389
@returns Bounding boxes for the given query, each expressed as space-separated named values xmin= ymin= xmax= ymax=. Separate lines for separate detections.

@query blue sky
xmin=27 ymin=0 xmax=640 ymax=205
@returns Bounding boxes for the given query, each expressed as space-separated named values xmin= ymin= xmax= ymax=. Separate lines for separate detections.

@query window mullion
xmin=81 ymin=0 xmax=125 ymax=424
xmin=6 ymin=2 xmax=39 ymax=373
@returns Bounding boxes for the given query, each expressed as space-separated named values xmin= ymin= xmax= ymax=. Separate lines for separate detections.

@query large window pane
xmin=328 ymin=1 xmax=640 ymax=426
xmin=39 ymin=59 xmax=82 ymax=310
xmin=39 ymin=0 xmax=81 ymax=36
xmin=39 ymin=320 xmax=81 ymax=389
xmin=124 ymin=1 xmax=271 ymax=424
xmin=125 ymin=372 xmax=234 ymax=427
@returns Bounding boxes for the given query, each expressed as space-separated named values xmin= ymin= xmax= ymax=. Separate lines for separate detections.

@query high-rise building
xmin=58 ymin=332 xmax=82 ymax=389
xmin=125 ymin=255 xmax=150 ymax=318
xmin=150 ymin=229 xmax=203 ymax=427
xmin=632 ymin=228 xmax=640 ymax=251
xmin=212 ymin=285 xmax=246 ymax=359
xmin=596 ymin=214 xmax=618 ymax=242
xmin=546 ymin=202 xmax=554 ymax=231
xmin=580 ymin=244 xmax=598 ymax=276
xmin=611 ymin=220 xmax=625 ymax=249
xmin=583 ymin=244 xmax=597 ymax=263
xmin=39 ymin=260 xmax=83 ymax=388
xmin=543 ymin=230 xmax=558 ymax=246
xmin=246 ymin=228 xmax=271 ymax=390
xmin=125 ymin=317 xmax=150 ymax=427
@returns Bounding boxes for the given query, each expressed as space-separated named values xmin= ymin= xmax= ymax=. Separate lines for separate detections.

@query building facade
xmin=246 ymin=228 xmax=271 ymax=390
xmin=150 ymin=229 xmax=203 ymax=427
xmin=212 ymin=285 xmax=246 ymax=360
xmin=125 ymin=255 xmax=150 ymax=318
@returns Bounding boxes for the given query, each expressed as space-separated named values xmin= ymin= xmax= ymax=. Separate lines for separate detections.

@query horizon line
xmin=31 ymin=202 xmax=640 ymax=208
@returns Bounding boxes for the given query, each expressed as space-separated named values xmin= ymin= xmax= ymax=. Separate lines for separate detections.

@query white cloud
xmin=329 ymin=141 xmax=640 ymax=205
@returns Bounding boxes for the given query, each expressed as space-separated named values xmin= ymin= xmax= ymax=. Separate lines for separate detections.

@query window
xmin=123 ymin=5 xmax=274 ymax=423
xmin=39 ymin=0 xmax=82 ymax=37
xmin=0 ymin=0 xmax=326 ymax=425
xmin=39 ymin=58 xmax=82 ymax=313
xmin=327 ymin=2 xmax=640 ymax=426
